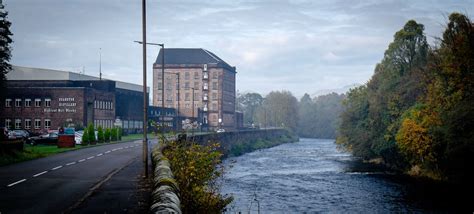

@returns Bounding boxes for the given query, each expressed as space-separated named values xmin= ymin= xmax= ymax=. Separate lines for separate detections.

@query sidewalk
xmin=69 ymin=157 xmax=151 ymax=214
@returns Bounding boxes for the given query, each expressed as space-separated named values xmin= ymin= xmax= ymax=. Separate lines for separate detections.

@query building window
xmin=25 ymin=119 xmax=31 ymax=130
xmin=212 ymin=103 xmax=217 ymax=110
xmin=111 ymin=102 xmax=113 ymax=110
xmin=15 ymin=99 xmax=22 ymax=107
xmin=185 ymin=72 xmax=190 ymax=80
xmin=15 ymin=119 xmax=22 ymax=129
xmin=194 ymin=82 xmax=199 ymax=89
xmin=185 ymin=93 xmax=190 ymax=101
xmin=212 ymin=72 xmax=218 ymax=79
xmin=44 ymin=119 xmax=51 ymax=129
xmin=35 ymin=99 xmax=41 ymax=107
xmin=212 ymin=82 xmax=218 ymax=90
xmin=157 ymin=82 xmax=162 ymax=90
xmin=194 ymin=92 xmax=199 ymax=101
xmin=184 ymin=82 xmax=190 ymax=89
xmin=25 ymin=99 xmax=31 ymax=107
xmin=45 ymin=98 xmax=51 ymax=107
xmin=35 ymin=119 xmax=41 ymax=129
xmin=212 ymin=93 xmax=217 ymax=99
xmin=5 ymin=119 xmax=11 ymax=129
xmin=194 ymin=72 xmax=199 ymax=79
xmin=5 ymin=98 xmax=11 ymax=107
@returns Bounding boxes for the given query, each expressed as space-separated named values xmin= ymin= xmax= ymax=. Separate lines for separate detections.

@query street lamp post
xmin=140 ymin=0 xmax=148 ymax=178
xmin=191 ymin=87 xmax=195 ymax=136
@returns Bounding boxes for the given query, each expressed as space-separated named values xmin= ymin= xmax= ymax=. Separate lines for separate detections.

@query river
xmin=221 ymin=138 xmax=466 ymax=213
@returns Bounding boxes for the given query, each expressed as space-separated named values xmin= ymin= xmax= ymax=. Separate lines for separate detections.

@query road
xmin=0 ymin=140 xmax=150 ymax=213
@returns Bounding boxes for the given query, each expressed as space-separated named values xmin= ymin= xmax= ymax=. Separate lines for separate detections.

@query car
xmin=27 ymin=132 xmax=59 ymax=146
xmin=74 ymin=131 xmax=83 ymax=144
xmin=11 ymin=130 xmax=30 ymax=139
xmin=216 ymin=128 xmax=225 ymax=133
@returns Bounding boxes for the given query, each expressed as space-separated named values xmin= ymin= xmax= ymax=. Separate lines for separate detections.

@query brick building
xmin=0 ymin=66 xmax=148 ymax=134
xmin=153 ymin=48 xmax=237 ymax=130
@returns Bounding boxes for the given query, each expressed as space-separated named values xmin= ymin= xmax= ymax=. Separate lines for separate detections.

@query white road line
xmin=66 ymin=162 xmax=76 ymax=166
xmin=97 ymin=153 xmax=103 ymax=157
xmin=118 ymin=147 xmax=123 ymax=150
xmin=105 ymin=150 xmax=111 ymax=154
xmin=52 ymin=165 xmax=63 ymax=170
xmin=33 ymin=171 xmax=48 ymax=177
xmin=7 ymin=179 xmax=27 ymax=187
xmin=87 ymin=156 xmax=94 ymax=160
xmin=112 ymin=148 xmax=118 ymax=151
xmin=124 ymin=146 xmax=129 ymax=149
xmin=78 ymin=159 xmax=86 ymax=162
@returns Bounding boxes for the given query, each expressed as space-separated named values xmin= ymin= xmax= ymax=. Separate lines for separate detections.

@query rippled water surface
xmin=221 ymin=138 xmax=450 ymax=213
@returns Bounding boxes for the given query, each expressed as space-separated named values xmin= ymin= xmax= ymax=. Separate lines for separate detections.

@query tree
xmin=87 ymin=123 xmax=95 ymax=144
xmin=236 ymin=92 xmax=263 ymax=125
xmin=256 ymin=91 xmax=298 ymax=131
xmin=0 ymin=1 xmax=13 ymax=99
xmin=104 ymin=128 xmax=111 ymax=142
xmin=97 ymin=126 xmax=104 ymax=143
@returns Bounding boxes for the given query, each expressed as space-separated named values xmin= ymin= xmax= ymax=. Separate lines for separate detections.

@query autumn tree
xmin=256 ymin=91 xmax=298 ymax=131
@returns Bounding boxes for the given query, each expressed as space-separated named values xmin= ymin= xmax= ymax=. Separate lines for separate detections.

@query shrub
xmin=82 ymin=129 xmax=89 ymax=145
xmin=87 ymin=123 xmax=95 ymax=143
xmin=111 ymin=127 xmax=118 ymax=141
xmin=104 ymin=128 xmax=111 ymax=142
xmin=97 ymin=126 xmax=104 ymax=143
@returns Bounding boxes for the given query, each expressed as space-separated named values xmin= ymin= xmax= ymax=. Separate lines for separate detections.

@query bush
xmin=82 ymin=129 xmax=89 ymax=145
xmin=104 ymin=128 xmax=111 ymax=142
xmin=87 ymin=123 xmax=95 ymax=143
xmin=162 ymin=140 xmax=233 ymax=213
xmin=97 ymin=126 xmax=104 ymax=143
xmin=111 ymin=127 xmax=117 ymax=141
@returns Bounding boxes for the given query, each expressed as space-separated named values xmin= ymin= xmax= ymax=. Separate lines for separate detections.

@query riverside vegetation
xmin=336 ymin=13 xmax=474 ymax=183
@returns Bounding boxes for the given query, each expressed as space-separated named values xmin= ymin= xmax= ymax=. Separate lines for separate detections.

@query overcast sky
xmin=5 ymin=0 xmax=474 ymax=97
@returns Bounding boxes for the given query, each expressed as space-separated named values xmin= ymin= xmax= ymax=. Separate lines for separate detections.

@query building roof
xmin=7 ymin=65 xmax=148 ymax=93
xmin=154 ymin=48 xmax=235 ymax=72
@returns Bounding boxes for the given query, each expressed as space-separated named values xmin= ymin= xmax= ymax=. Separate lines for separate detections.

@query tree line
xmin=336 ymin=13 xmax=473 ymax=182
xmin=236 ymin=91 xmax=344 ymax=138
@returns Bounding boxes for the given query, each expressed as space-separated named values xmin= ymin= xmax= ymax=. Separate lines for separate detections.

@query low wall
xmin=150 ymin=147 xmax=182 ymax=214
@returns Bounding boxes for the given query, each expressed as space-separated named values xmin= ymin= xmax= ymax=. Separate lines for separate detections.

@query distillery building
xmin=153 ymin=48 xmax=237 ymax=131
xmin=0 ymin=66 xmax=148 ymax=134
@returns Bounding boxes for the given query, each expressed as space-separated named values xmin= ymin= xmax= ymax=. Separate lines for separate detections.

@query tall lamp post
xmin=140 ymin=0 xmax=148 ymax=178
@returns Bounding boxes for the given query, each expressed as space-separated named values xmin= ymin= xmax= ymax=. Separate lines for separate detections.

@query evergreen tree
xmin=0 ymin=0 xmax=13 ymax=99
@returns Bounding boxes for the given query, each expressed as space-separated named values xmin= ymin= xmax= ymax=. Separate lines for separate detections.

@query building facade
xmin=153 ymin=48 xmax=237 ymax=130
xmin=0 ymin=66 xmax=148 ymax=134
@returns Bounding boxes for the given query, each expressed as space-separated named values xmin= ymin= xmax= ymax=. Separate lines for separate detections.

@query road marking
xmin=78 ymin=159 xmax=86 ymax=162
xmin=66 ymin=162 xmax=76 ymax=166
xmin=87 ymin=156 xmax=94 ymax=160
xmin=118 ymin=147 xmax=123 ymax=150
xmin=112 ymin=148 xmax=118 ymax=151
xmin=7 ymin=179 xmax=27 ymax=187
xmin=124 ymin=146 xmax=129 ymax=149
xmin=97 ymin=153 xmax=103 ymax=157
xmin=105 ymin=150 xmax=111 ymax=154
xmin=33 ymin=171 xmax=48 ymax=177
xmin=52 ymin=165 xmax=63 ymax=170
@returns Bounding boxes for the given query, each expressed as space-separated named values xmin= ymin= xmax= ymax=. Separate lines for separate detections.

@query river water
xmin=221 ymin=138 xmax=465 ymax=213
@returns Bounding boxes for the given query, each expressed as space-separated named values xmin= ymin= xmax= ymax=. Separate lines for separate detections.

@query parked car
xmin=74 ymin=131 xmax=83 ymax=144
xmin=216 ymin=128 xmax=225 ymax=133
xmin=11 ymin=130 xmax=30 ymax=139
xmin=27 ymin=132 xmax=59 ymax=146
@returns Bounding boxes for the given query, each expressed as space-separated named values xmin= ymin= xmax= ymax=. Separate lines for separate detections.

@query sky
xmin=5 ymin=0 xmax=474 ymax=98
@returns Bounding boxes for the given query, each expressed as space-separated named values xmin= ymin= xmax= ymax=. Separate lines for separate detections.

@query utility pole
xmin=161 ymin=45 xmax=165 ymax=134
xmin=140 ymin=0 xmax=148 ymax=178
xmin=191 ymin=87 xmax=195 ymax=136
xmin=176 ymin=73 xmax=180 ymax=130
xmin=99 ymin=48 xmax=102 ymax=80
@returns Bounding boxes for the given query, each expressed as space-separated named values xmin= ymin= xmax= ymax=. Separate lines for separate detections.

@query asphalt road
xmin=0 ymin=140 xmax=149 ymax=213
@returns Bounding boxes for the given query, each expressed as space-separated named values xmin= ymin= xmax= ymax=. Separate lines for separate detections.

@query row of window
xmin=4 ymin=118 xmax=51 ymax=130
xmin=94 ymin=100 xmax=113 ymax=110
xmin=157 ymin=82 xmax=218 ymax=90
xmin=122 ymin=120 xmax=143 ymax=129
xmin=157 ymin=92 xmax=218 ymax=102
xmin=4 ymin=98 xmax=51 ymax=108
xmin=93 ymin=119 xmax=115 ymax=129
xmin=157 ymin=71 xmax=218 ymax=80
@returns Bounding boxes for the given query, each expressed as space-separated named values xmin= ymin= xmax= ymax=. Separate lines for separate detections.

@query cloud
xmin=5 ymin=0 xmax=474 ymax=98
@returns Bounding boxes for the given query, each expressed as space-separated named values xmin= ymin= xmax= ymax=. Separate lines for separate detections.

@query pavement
xmin=0 ymin=140 xmax=153 ymax=214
